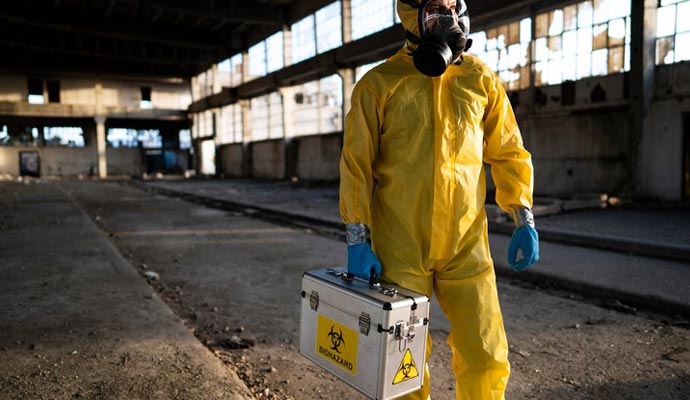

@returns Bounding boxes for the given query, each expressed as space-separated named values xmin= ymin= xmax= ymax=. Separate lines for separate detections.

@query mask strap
xmin=405 ymin=31 xmax=422 ymax=45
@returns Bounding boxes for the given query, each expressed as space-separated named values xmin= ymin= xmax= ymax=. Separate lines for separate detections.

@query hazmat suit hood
xmin=396 ymin=0 xmax=471 ymax=54
xmin=397 ymin=0 xmax=423 ymax=50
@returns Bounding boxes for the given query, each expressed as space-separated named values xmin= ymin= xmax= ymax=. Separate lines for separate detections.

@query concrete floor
xmin=1 ymin=179 xmax=689 ymax=400
xmin=0 ymin=180 xmax=253 ymax=400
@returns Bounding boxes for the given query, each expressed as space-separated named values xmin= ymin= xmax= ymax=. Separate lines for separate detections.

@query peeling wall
xmin=252 ymin=140 xmax=285 ymax=179
xmin=219 ymin=144 xmax=244 ymax=177
xmin=0 ymin=146 xmax=142 ymax=177
xmin=295 ymin=134 xmax=341 ymax=181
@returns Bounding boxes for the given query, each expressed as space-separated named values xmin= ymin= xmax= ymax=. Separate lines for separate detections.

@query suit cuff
xmin=510 ymin=207 xmax=535 ymax=228
xmin=345 ymin=223 xmax=370 ymax=245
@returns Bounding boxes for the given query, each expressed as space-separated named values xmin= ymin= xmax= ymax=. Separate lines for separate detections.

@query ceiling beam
xmin=150 ymin=7 xmax=163 ymax=23
xmin=105 ymin=0 xmax=116 ymax=16
xmin=0 ymin=46 xmax=195 ymax=78
xmin=0 ymin=37 xmax=195 ymax=66
xmin=118 ymin=0 xmax=286 ymax=25
xmin=0 ymin=5 xmax=221 ymax=50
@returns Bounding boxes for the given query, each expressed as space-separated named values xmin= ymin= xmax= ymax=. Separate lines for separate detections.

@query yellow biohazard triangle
xmin=392 ymin=349 xmax=419 ymax=385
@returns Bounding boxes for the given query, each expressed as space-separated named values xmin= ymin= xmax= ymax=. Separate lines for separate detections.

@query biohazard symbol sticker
xmin=392 ymin=349 xmax=419 ymax=385
xmin=316 ymin=314 xmax=358 ymax=375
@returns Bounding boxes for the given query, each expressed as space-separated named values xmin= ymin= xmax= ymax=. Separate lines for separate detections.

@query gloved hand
xmin=508 ymin=225 xmax=539 ymax=271
xmin=347 ymin=242 xmax=382 ymax=283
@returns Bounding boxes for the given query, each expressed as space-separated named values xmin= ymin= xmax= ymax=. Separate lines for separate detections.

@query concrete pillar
xmin=280 ymin=86 xmax=297 ymax=179
xmin=94 ymin=81 xmax=107 ymax=178
xmin=241 ymin=50 xmax=250 ymax=84
xmin=339 ymin=68 xmax=355 ymax=116
xmin=94 ymin=116 xmax=107 ymax=178
xmin=283 ymin=24 xmax=292 ymax=67
xmin=211 ymin=64 xmax=221 ymax=94
xmin=280 ymin=87 xmax=295 ymax=138
xmin=628 ymin=0 xmax=657 ymax=199
xmin=341 ymin=0 xmax=352 ymax=44
xmin=240 ymin=99 xmax=253 ymax=177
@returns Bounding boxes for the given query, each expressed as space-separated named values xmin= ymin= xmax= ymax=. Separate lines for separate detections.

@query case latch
xmin=395 ymin=308 xmax=424 ymax=352
xmin=359 ymin=312 xmax=371 ymax=335
xmin=378 ymin=286 xmax=399 ymax=297
xmin=309 ymin=290 xmax=319 ymax=311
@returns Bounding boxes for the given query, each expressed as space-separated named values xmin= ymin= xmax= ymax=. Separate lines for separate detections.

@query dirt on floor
xmin=4 ymin=180 xmax=689 ymax=400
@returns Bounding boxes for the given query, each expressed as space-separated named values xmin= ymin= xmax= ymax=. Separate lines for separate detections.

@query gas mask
xmin=411 ymin=0 xmax=471 ymax=77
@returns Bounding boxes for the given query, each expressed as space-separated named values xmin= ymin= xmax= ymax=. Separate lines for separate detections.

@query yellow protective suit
xmin=338 ymin=1 xmax=534 ymax=399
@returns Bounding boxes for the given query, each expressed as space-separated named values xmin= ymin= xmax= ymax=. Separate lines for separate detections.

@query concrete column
xmin=280 ymin=86 xmax=297 ymax=180
xmin=283 ymin=24 xmax=292 ymax=67
xmin=94 ymin=116 xmax=107 ymax=178
xmin=281 ymin=87 xmax=295 ymax=138
xmin=341 ymin=0 xmax=352 ymax=44
xmin=339 ymin=68 xmax=355 ymax=117
xmin=241 ymin=50 xmax=249 ymax=84
xmin=94 ymin=82 xmax=107 ymax=178
xmin=628 ymin=0 xmax=657 ymax=199
xmin=240 ymin=99 xmax=253 ymax=177
xmin=211 ymin=64 xmax=220 ymax=94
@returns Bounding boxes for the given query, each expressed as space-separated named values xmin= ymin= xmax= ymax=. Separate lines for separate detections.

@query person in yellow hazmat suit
xmin=339 ymin=0 xmax=540 ymax=399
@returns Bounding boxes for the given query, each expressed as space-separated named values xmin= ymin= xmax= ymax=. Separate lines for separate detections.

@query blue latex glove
xmin=508 ymin=225 xmax=540 ymax=271
xmin=347 ymin=242 xmax=382 ymax=283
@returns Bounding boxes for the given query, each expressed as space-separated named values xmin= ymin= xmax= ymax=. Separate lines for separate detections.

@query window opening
xmin=248 ymin=40 xmax=268 ymax=80
xmin=266 ymin=31 xmax=285 ymax=73
xmin=140 ymin=86 xmax=152 ymax=109
xmin=351 ymin=0 xmax=396 ymax=40
xmin=0 ymin=126 xmax=37 ymax=145
xmin=251 ymin=95 xmax=270 ymax=141
xmin=291 ymin=80 xmax=320 ymax=137
xmin=44 ymin=127 xmax=85 ymax=147
xmin=217 ymin=58 xmax=233 ymax=88
xmin=179 ymin=129 xmax=192 ymax=150
xmin=319 ymin=74 xmax=343 ymax=133
xmin=292 ymin=15 xmax=316 ymax=64
xmin=316 ymin=2 xmax=343 ymax=53
xmin=107 ymin=128 xmax=161 ymax=148
xmin=656 ymin=0 xmax=690 ymax=64
xmin=28 ymin=78 xmax=44 ymax=104
xmin=532 ymin=0 xmax=630 ymax=86
xmin=268 ymin=92 xmax=284 ymax=139
xmin=0 ymin=125 xmax=9 ymax=145
xmin=470 ymin=17 xmax=532 ymax=90
xmin=229 ymin=53 xmax=244 ymax=87
xmin=47 ymin=80 xmax=60 ymax=103
xmin=289 ymin=74 xmax=343 ymax=137
xmin=219 ymin=103 xmax=243 ymax=144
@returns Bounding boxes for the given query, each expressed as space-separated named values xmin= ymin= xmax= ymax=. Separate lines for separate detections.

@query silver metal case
xmin=300 ymin=267 xmax=430 ymax=400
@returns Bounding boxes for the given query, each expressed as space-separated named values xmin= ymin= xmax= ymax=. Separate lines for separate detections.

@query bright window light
xmin=316 ymin=1 xmax=342 ymax=53
xmin=44 ymin=127 xmax=85 ymax=147
xmin=655 ymin=0 xmax=690 ymax=65
xmin=266 ymin=32 xmax=284 ymax=73
xmin=179 ymin=129 xmax=192 ymax=149
xmin=248 ymin=40 xmax=267 ymax=79
xmin=292 ymin=15 xmax=316 ymax=64
xmin=351 ymin=0 xmax=396 ymax=40
xmin=28 ymin=94 xmax=45 ymax=104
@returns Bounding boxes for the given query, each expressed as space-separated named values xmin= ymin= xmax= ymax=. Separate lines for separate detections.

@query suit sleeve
xmin=339 ymin=81 xmax=381 ymax=225
xmin=482 ymin=70 xmax=534 ymax=213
